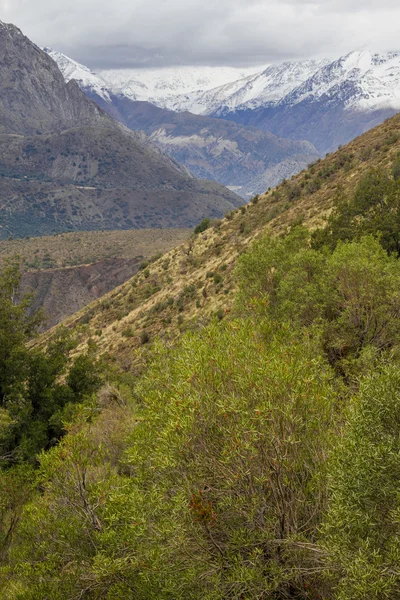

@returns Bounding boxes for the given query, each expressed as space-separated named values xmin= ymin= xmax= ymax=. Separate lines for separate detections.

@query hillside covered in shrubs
xmin=3 ymin=153 xmax=400 ymax=596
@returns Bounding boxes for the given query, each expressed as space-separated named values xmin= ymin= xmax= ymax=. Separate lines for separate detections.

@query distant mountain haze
xmin=0 ymin=21 xmax=242 ymax=239
xmin=46 ymin=50 xmax=320 ymax=197
xmin=47 ymin=47 xmax=400 ymax=155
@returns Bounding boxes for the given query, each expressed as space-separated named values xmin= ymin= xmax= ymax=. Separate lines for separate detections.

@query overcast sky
xmin=1 ymin=0 xmax=399 ymax=69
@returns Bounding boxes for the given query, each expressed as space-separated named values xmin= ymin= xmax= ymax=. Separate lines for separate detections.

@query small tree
xmin=0 ymin=258 xmax=42 ymax=407
xmin=194 ymin=218 xmax=210 ymax=235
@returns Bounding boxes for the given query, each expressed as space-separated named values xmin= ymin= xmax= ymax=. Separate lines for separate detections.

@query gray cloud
xmin=1 ymin=0 xmax=399 ymax=68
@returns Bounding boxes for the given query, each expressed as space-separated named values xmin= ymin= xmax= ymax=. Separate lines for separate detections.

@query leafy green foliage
xmin=2 ymin=319 xmax=338 ymax=598
xmin=323 ymin=366 xmax=400 ymax=599
xmin=194 ymin=218 xmax=211 ymax=234
xmin=7 ymin=160 xmax=400 ymax=597
xmin=312 ymin=168 xmax=400 ymax=255
xmin=237 ymin=229 xmax=400 ymax=377
xmin=0 ymin=261 xmax=102 ymax=466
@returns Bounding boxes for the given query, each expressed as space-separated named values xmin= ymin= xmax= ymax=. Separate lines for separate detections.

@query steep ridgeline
xmin=94 ymin=50 xmax=400 ymax=155
xmin=40 ymin=112 xmax=400 ymax=369
xmin=0 ymin=22 xmax=241 ymax=239
xmin=220 ymin=51 xmax=400 ymax=153
xmin=0 ymin=22 xmax=108 ymax=136
xmin=46 ymin=50 xmax=319 ymax=198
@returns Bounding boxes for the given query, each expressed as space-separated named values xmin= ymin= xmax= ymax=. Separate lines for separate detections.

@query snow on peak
xmin=98 ymin=65 xmax=262 ymax=107
xmin=43 ymin=48 xmax=113 ymax=102
xmin=44 ymin=46 xmax=400 ymax=120
xmin=339 ymin=50 xmax=373 ymax=72
xmin=155 ymin=58 xmax=330 ymax=116
xmin=282 ymin=50 xmax=400 ymax=112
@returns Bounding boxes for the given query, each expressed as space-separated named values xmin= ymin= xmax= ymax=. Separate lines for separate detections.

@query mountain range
xmin=45 ymin=50 xmax=320 ymax=197
xmin=220 ymin=51 xmax=400 ymax=153
xmin=47 ymin=111 xmax=400 ymax=366
xmin=48 ymin=48 xmax=400 ymax=156
xmin=0 ymin=20 xmax=241 ymax=239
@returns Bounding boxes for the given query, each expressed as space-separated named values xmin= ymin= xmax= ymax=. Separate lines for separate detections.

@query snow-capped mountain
xmin=281 ymin=51 xmax=400 ymax=112
xmin=44 ymin=47 xmax=263 ymax=110
xmin=46 ymin=48 xmax=400 ymax=125
xmin=44 ymin=48 xmax=113 ymax=102
xmin=44 ymin=48 xmax=319 ymax=197
xmin=46 ymin=46 xmax=400 ymax=184
xmin=98 ymin=65 xmax=262 ymax=107
xmin=222 ymin=50 xmax=400 ymax=153
xmin=170 ymin=59 xmax=329 ymax=115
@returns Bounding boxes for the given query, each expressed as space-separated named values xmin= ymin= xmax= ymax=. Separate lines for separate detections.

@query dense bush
xmin=312 ymin=168 xmax=400 ymax=255
xmin=1 ymin=319 xmax=338 ymax=598
xmin=0 ymin=261 xmax=102 ymax=465
xmin=194 ymin=218 xmax=211 ymax=234
xmin=237 ymin=229 xmax=400 ymax=377
xmin=323 ymin=366 xmax=400 ymax=599
xmin=5 ymin=163 xmax=400 ymax=598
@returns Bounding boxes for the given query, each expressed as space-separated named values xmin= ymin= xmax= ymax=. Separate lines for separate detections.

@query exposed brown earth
xmin=1 ymin=228 xmax=190 ymax=329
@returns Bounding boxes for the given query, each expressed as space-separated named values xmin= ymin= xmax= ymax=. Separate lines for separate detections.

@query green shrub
xmin=393 ymin=159 xmax=400 ymax=180
xmin=323 ymin=365 xmax=400 ymax=598
xmin=194 ymin=218 xmax=211 ymax=235
xmin=122 ymin=327 xmax=134 ymax=338
xmin=140 ymin=330 xmax=149 ymax=345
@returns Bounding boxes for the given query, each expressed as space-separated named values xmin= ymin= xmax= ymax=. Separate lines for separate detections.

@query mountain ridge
xmin=0 ymin=21 xmax=241 ymax=238
xmin=46 ymin=49 xmax=320 ymax=197
xmin=39 ymin=112 xmax=400 ymax=370
xmin=47 ymin=46 xmax=400 ymax=155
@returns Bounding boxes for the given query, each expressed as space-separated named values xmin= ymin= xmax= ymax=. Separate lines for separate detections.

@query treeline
xmin=2 ymin=166 xmax=400 ymax=598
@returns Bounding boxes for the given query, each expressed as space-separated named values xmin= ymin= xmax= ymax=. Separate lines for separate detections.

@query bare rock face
xmin=102 ymin=98 xmax=319 ymax=198
xmin=0 ymin=21 xmax=108 ymax=135
xmin=0 ymin=21 xmax=241 ymax=239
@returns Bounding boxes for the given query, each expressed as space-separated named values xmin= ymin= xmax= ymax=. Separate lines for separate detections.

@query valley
xmin=0 ymin=228 xmax=190 ymax=329
xmin=47 ymin=47 xmax=400 ymax=198
xmin=39 ymin=113 xmax=400 ymax=367
xmin=1 ymin=9 xmax=400 ymax=599
xmin=0 ymin=21 xmax=241 ymax=240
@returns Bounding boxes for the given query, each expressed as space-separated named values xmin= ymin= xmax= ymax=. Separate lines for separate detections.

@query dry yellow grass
xmin=39 ymin=113 xmax=400 ymax=371
xmin=0 ymin=228 xmax=191 ymax=270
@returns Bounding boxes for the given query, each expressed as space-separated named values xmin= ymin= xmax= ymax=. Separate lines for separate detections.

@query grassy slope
xmin=0 ymin=229 xmax=191 ymax=271
xmin=39 ymin=114 xmax=400 ymax=370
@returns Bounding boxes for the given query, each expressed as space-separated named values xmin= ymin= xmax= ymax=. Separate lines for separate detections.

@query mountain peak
xmin=44 ymin=48 xmax=113 ymax=102
xmin=333 ymin=50 xmax=373 ymax=73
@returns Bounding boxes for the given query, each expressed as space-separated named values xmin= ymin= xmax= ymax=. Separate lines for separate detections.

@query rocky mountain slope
xmin=224 ymin=51 xmax=400 ymax=153
xmin=98 ymin=98 xmax=318 ymax=197
xmin=0 ymin=22 xmax=109 ymax=136
xmin=59 ymin=46 xmax=400 ymax=155
xmin=0 ymin=21 xmax=241 ymax=238
xmin=47 ymin=50 xmax=319 ymax=197
xmin=21 ymin=257 xmax=143 ymax=330
xmin=40 ymin=112 xmax=400 ymax=370
xmin=0 ymin=228 xmax=189 ymax=329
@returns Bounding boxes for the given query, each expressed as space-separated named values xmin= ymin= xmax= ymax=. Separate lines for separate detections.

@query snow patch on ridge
xmin=44 ymin=48 xmax=113 ymax=102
